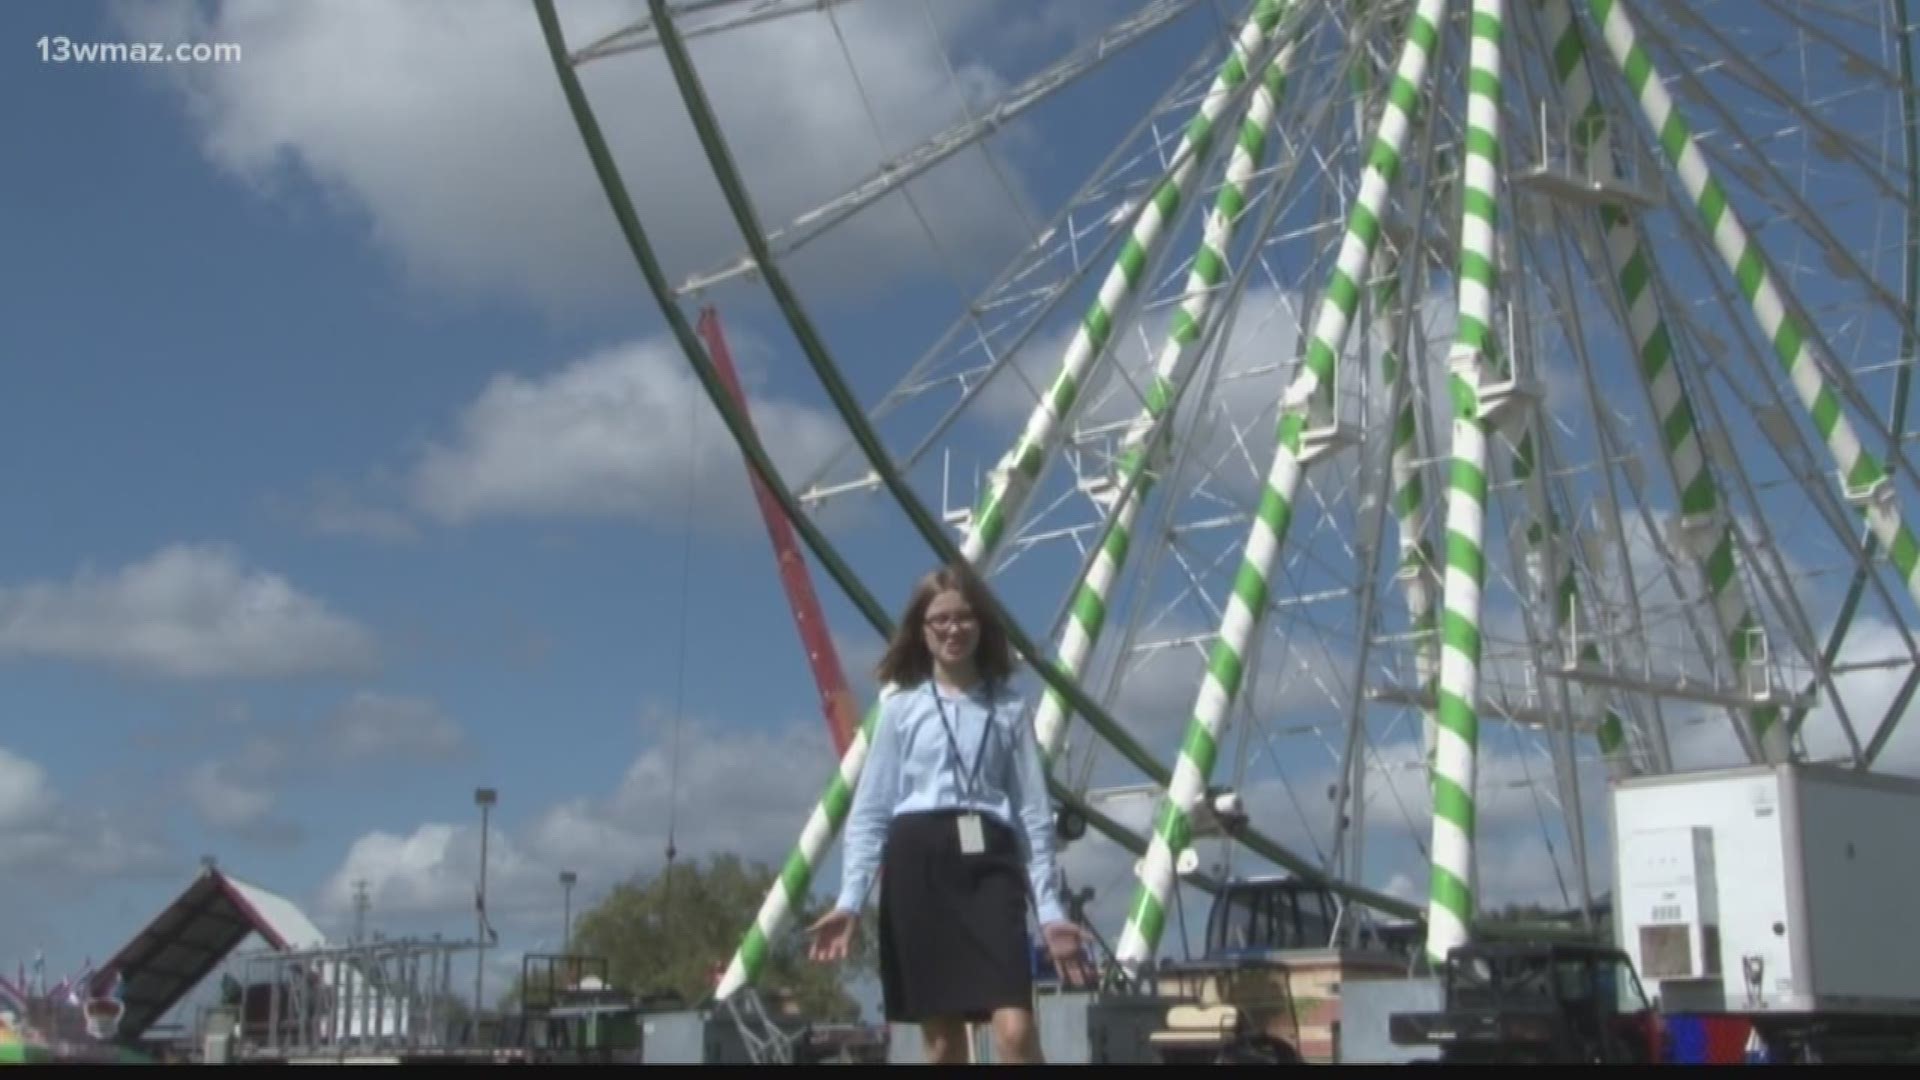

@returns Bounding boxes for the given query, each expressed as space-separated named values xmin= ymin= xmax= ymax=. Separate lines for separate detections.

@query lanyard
xmin=930 ymin=685 xmax=996 ymax=798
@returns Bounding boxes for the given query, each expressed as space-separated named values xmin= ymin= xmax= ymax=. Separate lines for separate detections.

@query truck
xmin=1386 ymin=941 xmax=1661 ymax=1063
xmin=1609 ymin=761 xmax=1920 ymax=1063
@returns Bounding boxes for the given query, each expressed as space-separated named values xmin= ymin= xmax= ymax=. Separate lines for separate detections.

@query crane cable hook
xmin=661 ymin=307 xmax=706 ymax=937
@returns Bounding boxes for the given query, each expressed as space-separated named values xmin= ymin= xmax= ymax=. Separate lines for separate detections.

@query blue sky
xmin=0 ymin=0 xmax=1217 ymax=1011
xmin=5 ymin=0 xmax=1919 ymax=1027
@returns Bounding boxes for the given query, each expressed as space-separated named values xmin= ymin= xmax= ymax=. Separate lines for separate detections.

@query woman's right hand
xmin=807 ymin=908 xmax=858 ymax=963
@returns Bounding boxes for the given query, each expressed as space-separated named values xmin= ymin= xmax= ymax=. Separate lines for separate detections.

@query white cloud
xmin=275 ymin=475 xmax=422 ymax=544
xmin=183 ymin=759 xmax=305 ymax=848
xmin=1316 ymin=737 xmax=1609 ymax=841
xmin=828 ymin=627 xmax=885 ymax=698
xmin=300 ymin=336 xmax=849 ymax=535
xmin=981 ymin=272 xmax=1460 ymax=433
xmin=115 ymin=0 xmax=1047 ymax=313
xmin=323 ymin=691 xmax=469 ymax=763
xmin=185 ymin=760 xmax=276 ymax=830
xmin=528 ymin=718 xmax=833 ymax=873
xmin=318 ymin=715 xmax=836 ymax=922
xmin=0 ymin=747 xmax=173 ymax=984
xmin=1095 ymin=615 xmax=1352 ymax=751
xmin=406 ymin=340 xmax=842 ymax=529
xmin=0 ymin=748 xmax=56 ymax=829
xmin=312 ymin=706 xmax=1610 ymax=973
xmin=323 ymin=823 xmax=492 ymax=919
xmin=1666 ymin=614 xmax=1920 ymax=772
xmin=959 ymin=280 xmax=1462 ymax=600
xmin=974 ymin=284 xmax=1301 ymax=443
xmin=0 ymin=543 xmax=379 ymax=680
xmin=166 ymin=691 xmax=468 ymax=846
xmin=1755 ymin=617 xmax=1920 ymax=777
xmin=0 ymin=746 xmax=170 ymax=882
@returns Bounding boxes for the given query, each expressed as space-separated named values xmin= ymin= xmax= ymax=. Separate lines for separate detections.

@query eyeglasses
xmin=925 ymin=612 xmax=978 ymax=631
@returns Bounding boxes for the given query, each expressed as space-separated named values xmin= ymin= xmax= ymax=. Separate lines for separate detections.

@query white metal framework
xmin=553 ymin=0 xmax=1920 ymax=980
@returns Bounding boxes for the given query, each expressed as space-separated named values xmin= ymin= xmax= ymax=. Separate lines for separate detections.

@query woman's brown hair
xmin=874 ymin=563 xmax=1013 ymax=690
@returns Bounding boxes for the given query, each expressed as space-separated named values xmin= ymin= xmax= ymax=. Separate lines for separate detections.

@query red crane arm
xmin=696 ymin=306 xmax=860 ymax=756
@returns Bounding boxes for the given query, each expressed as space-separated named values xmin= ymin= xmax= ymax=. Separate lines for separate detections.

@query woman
xmin=807 ymin=563 xmax=1093 ymax=1064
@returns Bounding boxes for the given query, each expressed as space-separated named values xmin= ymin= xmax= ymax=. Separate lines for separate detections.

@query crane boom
xmin=697 ymin=306 xmax=860 ymax=755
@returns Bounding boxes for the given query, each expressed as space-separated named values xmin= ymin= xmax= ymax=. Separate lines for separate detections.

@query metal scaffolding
xmin=232 ymin=935 xmax=487 ymax=1060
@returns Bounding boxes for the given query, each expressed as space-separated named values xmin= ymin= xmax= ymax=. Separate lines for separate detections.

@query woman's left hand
xmin=1041 ymin=921 xmax=1095 ymax=988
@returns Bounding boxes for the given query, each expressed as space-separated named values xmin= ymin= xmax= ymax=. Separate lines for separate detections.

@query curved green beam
xmin=531 ymin=0 xmax=1418 ymax=923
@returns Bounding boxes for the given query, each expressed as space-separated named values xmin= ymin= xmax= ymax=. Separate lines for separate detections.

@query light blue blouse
xmin=833 ymin=679 xmax=1067 ymax=926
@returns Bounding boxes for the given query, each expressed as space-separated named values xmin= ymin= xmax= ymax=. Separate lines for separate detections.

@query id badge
xmin=957 ymin=812 xmax=985 ymax=855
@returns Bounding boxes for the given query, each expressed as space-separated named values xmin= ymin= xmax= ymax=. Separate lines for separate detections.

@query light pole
xmin=559 ymin=870 xmax=577 ymax=951
xmin=473 ymin=786 xmax=497 ymax=1022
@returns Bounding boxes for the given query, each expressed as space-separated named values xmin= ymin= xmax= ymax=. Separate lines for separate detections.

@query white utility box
xmin=1610 ymin=762 xmax=1920 ymax=1017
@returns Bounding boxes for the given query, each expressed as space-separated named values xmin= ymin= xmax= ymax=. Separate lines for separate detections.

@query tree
xmin=1481 ymin=896 xmax=1614 ymax=943
xmin=564 ymin=853 xmax=875 ymax=1021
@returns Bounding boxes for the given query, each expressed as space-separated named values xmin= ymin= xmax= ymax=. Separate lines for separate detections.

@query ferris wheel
xmin=535 ymin=0 xmax=1920 ymax=994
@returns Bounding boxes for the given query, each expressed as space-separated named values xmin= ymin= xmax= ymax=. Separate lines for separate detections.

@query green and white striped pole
xmin=1590 ymin=0 xmax=1920 ymax=618
xmin=1508 ymin=421 xmax=1638 ymax=778
xmin=960 ymin=0 xmax=1294 ymax=564
xmin=1376 ymin=250 xmax=1444 ymax=774
xmin=1113 ymin=0 xmax=1449 ymax=967
xmin=1549 ymin=0 xmax=1791 ymax=763
xmin=712 ymin=0 xmax=1294 ymax=1002
xmin=1034 ymin=20 xmax=1302 ymax=762
xmin=712 ymin=691 xmax=888 ymax=1001
xmin=1425 ymin=0 xmax=1506 ymax=968
xmin=1347 ymin=39 xmax=1443 ymax=780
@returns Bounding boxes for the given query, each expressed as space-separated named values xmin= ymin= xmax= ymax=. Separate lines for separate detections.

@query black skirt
xmin=878 ymin=809 xmax=1033 ymax=1023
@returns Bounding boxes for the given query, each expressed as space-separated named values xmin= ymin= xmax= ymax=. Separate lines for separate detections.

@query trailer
xmin=1610 ymin=762 xmax=1920 ymax=1062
